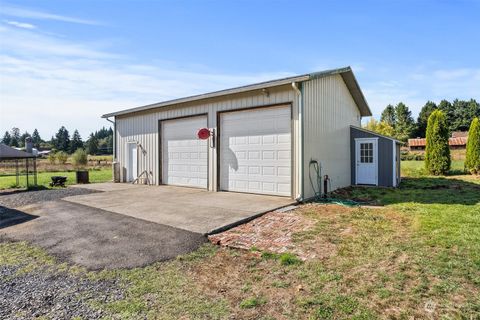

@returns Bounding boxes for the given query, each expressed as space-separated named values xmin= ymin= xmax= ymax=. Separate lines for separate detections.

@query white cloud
xmin=0 ymin=5 xmax=99 ymax=25
xmin=0 ymin=26 xmax=292 ymax=138
xmin=4 ymin=20 xmax=36 ymax=29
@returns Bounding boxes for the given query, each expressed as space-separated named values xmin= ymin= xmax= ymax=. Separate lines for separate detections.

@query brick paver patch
xmin=208 ymin=206 xmax=319 ymax=260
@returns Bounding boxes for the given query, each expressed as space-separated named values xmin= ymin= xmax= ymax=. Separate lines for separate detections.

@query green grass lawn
xmin=1 ymin=163 xmax=479 ymax=318
xmin=0 ymin=168 xmax=112 ymax=189
xmin=401 ymin=159 xmax=465 ymax=177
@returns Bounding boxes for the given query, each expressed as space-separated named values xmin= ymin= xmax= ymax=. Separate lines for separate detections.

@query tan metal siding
xmin=115 ymin=85 xmax=299 ymax=197
xmin=303 ymin=74 xmax=361 ymax=198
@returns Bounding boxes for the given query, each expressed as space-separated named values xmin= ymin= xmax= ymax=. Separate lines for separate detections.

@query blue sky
xmin=1 ymin=0 xmax=479 ymax=138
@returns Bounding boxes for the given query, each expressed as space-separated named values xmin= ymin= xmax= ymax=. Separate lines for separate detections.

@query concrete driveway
xmin=66 ymin=183 xmax=294 ymax=234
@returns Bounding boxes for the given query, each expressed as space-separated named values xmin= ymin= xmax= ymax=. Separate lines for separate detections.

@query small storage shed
xmin=350 ymin=126 xmax=401 ymax=187
xmin=102 ymin=66 xmax=402 ymax=200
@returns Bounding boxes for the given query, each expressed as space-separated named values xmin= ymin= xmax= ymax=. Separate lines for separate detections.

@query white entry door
xmin=355 ymin=138 xmax=378 ymax=185
xmin=220 ymin=105 xmax=291 ymax=196
xmin=127 ymin=143 xmax=138 ymax=182
xmin=161 ymin=116 xmax=208 ymax=188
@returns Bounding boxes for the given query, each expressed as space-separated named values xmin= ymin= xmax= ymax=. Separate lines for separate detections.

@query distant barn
xmin=408 ymin=132 xmax=468 ymax=151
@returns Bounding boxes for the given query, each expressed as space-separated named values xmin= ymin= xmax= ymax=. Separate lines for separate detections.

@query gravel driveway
xmin=0 ymin=187 xmax=98 ymax=208
xmin=0 ymin=264 xmax=123 ymax=320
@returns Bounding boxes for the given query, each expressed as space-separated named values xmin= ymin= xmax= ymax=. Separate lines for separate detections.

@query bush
xmin=465 ymin=117 xmax=480 ymax=174
xmin=72 ymin=148 xmax=88 ymax=168
xmin=56 ymin=151 xmax=68 ymax=164
xmin=47 ymin=152 xmax=56 ymax=164
xmin=425 ymin=110 xmax=451 ymax=175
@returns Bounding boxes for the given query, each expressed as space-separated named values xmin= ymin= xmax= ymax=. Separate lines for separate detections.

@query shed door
xmin=161 ymin=116 xmax=208 ymax=188
xmin=355 ymin=138 xmax=378 ymax=185
xmin=220 ymin=105 xmax=291 ymax=196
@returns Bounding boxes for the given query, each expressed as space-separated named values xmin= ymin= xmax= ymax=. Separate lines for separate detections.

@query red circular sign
xmin=197 ymin=128 xmax=211 ymax=140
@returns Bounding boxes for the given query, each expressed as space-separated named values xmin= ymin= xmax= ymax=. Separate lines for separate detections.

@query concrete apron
xmin=66 ymin=183 xmax=295 ymax=235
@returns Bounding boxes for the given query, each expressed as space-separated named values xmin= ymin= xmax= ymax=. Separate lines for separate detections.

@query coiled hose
xmin=309 ymin=159 xmax=358 ymax=207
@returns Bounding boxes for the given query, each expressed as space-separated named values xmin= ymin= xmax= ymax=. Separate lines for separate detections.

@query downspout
xmin=105 ymin=116 xmax=116 ymax=160
xmin=292 ymin=82 xmax=304 ymax=201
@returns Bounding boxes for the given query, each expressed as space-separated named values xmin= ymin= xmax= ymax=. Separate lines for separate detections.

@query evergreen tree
xmin=31 ymin=129 xmax=42 ymax=148
xmin=86 ymin=133 xmax=99 ymax=155
xmin=10 ymin=127 xmax=20 ymax=147
xmin=380 ymin=104 xmax=396 ymax=128
xmin=465 ymin=117 xmax=480 ymax=174
xmin=70 ymin=129 xmax=84 ymax=153
xmin=438 ymin=100 xmax=454 ymax=133
xmin=19 ymin=131 xmax=31 ymax=148
xmin=54 ymin=126 xmax=70 ymax=152
xmin=425 ymin=110 xmax=451 ymax=175
xmin=2 ymin=131 xmax=11 ymax=145
xmin=416 ymin=101 xmax=437 ymax=138
xmin=394 ymin=102 xmax=415 ymax=142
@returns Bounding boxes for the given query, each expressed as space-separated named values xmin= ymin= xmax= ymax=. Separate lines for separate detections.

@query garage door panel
xmin=220 ymin=105 xmax=292 ymax=197
xmin=162 ymin=116 xmax=208 ymax=188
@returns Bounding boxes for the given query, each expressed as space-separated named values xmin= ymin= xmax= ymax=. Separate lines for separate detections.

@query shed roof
xmin=350 ymin=126 xmax=403 ymax=144
xmin=102 ymin=66 xmax=371 ymax=118
xmin=0 ymin=143 xmax=35 ymax=160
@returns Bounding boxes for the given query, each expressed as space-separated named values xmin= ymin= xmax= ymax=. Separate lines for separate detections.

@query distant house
xmin=408 ymin=132 xmax=468 ymax=151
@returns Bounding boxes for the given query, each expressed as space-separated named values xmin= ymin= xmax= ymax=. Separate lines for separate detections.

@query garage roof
xmin=102 ymin=66 xmax=372 ymax=118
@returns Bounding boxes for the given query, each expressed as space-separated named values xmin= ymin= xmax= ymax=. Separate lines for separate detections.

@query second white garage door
xmin=220 ymin=105 xmax=291 ymax=197
xmin=161 ymin=116 xmax=208 ymax=188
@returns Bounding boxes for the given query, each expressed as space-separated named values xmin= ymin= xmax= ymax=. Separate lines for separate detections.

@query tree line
xmin=1 ymin=126 xmax=113 ymax=155
xmin=365 ymin=98 xmax=480 ymax=142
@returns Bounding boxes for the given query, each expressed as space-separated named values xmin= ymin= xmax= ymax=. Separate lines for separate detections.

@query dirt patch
xmin=186 ymin=248 xmax=304 ymax=320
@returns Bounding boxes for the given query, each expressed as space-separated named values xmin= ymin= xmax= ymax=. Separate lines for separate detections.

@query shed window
xmin=360 ymin=142 xmax=373 ymax=163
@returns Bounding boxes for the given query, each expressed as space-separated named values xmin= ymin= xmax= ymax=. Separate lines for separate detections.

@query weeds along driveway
xmin=0 ymin=199 xmax=207 ymax=270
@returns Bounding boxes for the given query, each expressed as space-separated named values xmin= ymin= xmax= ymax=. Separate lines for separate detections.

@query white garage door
xmin=220 ymin=105 xmax=291 ymax=196
xmin=161 ymin=116 xmax=208 ymax=188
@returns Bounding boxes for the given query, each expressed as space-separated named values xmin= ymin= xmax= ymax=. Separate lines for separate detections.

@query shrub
xmin=56 ymin=151 xmax=68 ymax=164
xmin=279 ymin=253 xmax=302 ymax=266
xmin=425 ymin=110 xmax=451 ymax=175
xmin=72 ymin=148 xmax=88 ymax=168
xmin=47 ymin=152 xmax=56 ymax=164
xmin=465 ymin=117 xmax=480 ymax=174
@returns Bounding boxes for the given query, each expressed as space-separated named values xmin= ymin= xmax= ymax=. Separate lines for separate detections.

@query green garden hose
xmin=309 ymin=159 xmax=359 ymax=207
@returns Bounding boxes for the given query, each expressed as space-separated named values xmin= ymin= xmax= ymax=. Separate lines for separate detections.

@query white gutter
xmin=292 ymin=82 xmax=304 ymax=201
xmin=105 ymin=117 xmax=116 ymax=161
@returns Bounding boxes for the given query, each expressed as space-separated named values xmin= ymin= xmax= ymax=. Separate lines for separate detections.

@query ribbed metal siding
xmin=115 ymin=85 xmax=299 ymax=196
xmin=303 ymin=74 xmax=361 ymax=198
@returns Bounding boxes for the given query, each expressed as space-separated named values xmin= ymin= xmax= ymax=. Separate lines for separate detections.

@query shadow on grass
xmin=0 ymin=206 xmax=39 ymax=229
xmin=336 ymin=177 xmax=480 ymax=206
